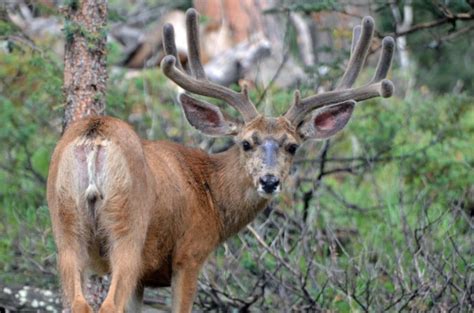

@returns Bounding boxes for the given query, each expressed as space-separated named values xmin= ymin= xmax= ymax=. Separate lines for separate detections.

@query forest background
xmin=0 ymin=0 xmax=473 ymax=312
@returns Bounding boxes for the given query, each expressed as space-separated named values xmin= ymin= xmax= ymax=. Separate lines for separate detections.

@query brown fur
xmin=47 ymin=114 xmax=303 ymax=312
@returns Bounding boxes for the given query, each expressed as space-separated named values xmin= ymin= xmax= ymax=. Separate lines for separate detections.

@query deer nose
xmin=259 ymin=175 xmax=280 ymax=193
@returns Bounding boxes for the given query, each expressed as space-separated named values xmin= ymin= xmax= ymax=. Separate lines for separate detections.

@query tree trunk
xmin=62 ymin=0 xmax=108 ymax=132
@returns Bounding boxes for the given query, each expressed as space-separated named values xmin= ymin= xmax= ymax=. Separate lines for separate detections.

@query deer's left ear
xmin=179 ymin=93 xmax=242 ymax=136
xmin=297 ymin=100 xmax=355 ymax=140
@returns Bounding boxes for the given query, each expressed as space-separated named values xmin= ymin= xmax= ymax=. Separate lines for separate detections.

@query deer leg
xmin=57 ymin=247 xmax=92 ymax=313
xmin=98 ymin=238 xmax=143 ymax=313
xmin=53 ymin=197 xmax=92 ymax=313
xmin=171 ymin=263 xmax=202 ymax=313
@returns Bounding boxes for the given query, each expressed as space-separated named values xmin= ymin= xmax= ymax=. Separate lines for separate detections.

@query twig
xmin=246 ymin=225 xmax=299 ymax=277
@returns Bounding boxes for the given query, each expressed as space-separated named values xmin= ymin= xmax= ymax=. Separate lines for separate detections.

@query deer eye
xmin=287 ymin=144 xmax=299 ymax=155
xmin=242 ymin=140 xmax=252 ymax=151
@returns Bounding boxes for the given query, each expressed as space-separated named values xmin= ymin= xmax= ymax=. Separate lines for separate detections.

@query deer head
xmin=161 ymin=9 xmax=394 ymax=198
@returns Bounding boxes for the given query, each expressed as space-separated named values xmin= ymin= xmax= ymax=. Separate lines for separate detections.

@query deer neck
xmin=207 ymin=145 xmax=270 ymax=240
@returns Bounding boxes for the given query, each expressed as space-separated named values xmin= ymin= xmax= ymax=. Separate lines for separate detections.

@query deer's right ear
xmin=179 ymin=94 xmax=242 ymax=136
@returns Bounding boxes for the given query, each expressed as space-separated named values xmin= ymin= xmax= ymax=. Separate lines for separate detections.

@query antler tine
xmin=351 ymin=25 xmax=361 ymax=54
xmin=338 ymin=16 xmax=374 ymax=89
xmin=186 ymin=8 xmax=206 ymax=79
xmin=163 ymin=23 xmax=184 ymax=71
xmin=370 ymin=36 xmax=395 ymax=83
xmin=285 ymin=17 xmax=395 ymax=125
xmin=161 ymin=10 xmax=259 ymax=123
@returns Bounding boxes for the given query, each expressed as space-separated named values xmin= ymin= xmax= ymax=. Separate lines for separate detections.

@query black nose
xmin=259 ymin=175 xmax=280 ymax=193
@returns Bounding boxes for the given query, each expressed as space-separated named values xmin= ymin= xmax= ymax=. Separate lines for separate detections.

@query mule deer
xmin=47 ymin=9 xmax=394 ymax=313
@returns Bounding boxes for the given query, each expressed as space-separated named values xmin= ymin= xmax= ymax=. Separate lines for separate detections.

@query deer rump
xmin=49 ymin=117 xmax=153 ymax=276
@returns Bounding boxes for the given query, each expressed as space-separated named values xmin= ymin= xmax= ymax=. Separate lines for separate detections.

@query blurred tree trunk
xmin=390 ymin=0 xmax=413 ymax=69
xmin=390 ymin=0 xmax=414 ymax=96
xmin=62 ymin=0 xmax=107 ymax=132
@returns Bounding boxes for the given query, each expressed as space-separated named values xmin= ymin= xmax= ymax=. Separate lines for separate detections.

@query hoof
xmin=72 ymin=299 xmax=93 ymax=313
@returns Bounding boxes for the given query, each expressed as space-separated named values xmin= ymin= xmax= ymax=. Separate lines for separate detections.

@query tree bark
xmin=62 ymin=0 xmax=107 ymax=132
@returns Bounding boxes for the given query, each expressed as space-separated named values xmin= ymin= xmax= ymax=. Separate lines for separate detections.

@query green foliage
xmin=377 ymin=1 xmax=474 ymax=95
xmin=264 ymin=0 xmax=340 ymax=14
xmin=0 ymin=47 xmax=63 ymax=286
xmin=0 ymin=20 xmax=18 ymax=37
xmin=414 ymin=36 xmax=474 ymax=94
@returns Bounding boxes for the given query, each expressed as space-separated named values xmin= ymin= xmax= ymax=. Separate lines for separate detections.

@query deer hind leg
xmin=98 ymin=238 xmax=143 ymax=313
xmin=58 ymin=249 xmax=92 ymax=313
xmin=52 ymin=196 xmax=92 ymax=313
xmin=98 ymin=197 xmax=146 ymax=313
xmin=58 ymin=248 xmax=92 ymax=313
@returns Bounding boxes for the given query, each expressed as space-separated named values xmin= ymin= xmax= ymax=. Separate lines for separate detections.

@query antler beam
xmin=285 ymin=17 xmax=395 ymax=125
xmin=161 ymin=9 xmax=259 ymax=123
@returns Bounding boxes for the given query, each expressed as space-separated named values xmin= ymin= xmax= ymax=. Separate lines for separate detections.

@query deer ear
xmin=179 ymin=93 xmax=241 ymax=136
xmin=297 ymin=100 xmax=355 ymax=140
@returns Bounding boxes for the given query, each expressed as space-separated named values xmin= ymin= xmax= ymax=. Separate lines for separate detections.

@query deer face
xmin=178 ymin=94 xmax=356 ymax=198
xmin=237 ymin=116 xmax=300 ymax=197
